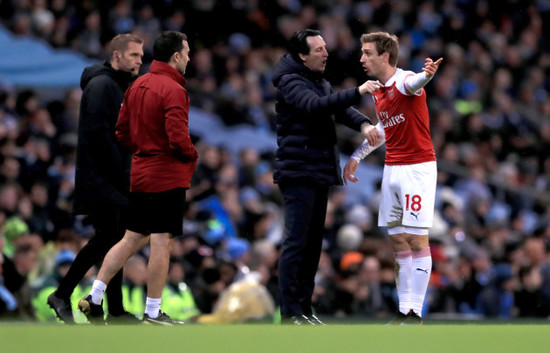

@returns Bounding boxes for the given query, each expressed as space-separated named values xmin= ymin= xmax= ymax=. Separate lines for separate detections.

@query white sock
xmin=89 ymin=280 xmax=107 ymax=305
xmin=411 ymin=247 xmax=432 ymax=316
xmin=145 ymin=297 xmax=162 ymax=318
xmin=395 ymin=250 xmax=413 ymax=315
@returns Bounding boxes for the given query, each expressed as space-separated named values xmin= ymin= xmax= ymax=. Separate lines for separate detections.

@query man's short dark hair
xmin=288 ymin=29 xmax=321 ymax=63
xmin=153 ymin=31 xmax=188 ymax=63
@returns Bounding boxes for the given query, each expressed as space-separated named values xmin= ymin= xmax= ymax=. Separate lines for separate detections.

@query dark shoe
xmin=143 ymin=311 xmax=184 ymax=326
xmin=385 ymin=311 xmax=408 ymax=325
xmin=78 ymin=295 xmax=105 ymax=325
xmin=281 ymin=315 xmax=315 ymax=325
xmin=47 ymin=292 xmax=75 ymax=324
xmin=400 ymin=310 xmax=423 ymax=326
xmin=309 ymin=314 xmax=326 ymax=326
xmin=106 ymin=311 xmax=141 ymax=325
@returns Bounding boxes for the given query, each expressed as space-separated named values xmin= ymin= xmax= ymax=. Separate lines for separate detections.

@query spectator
xmin=32 ymin=249 xmax=76 ymax=322
xmin=120 ymin=255 xmax=147 ymax=318
xmin=161 ymin=260 xmax=200 ymax=322
xmin=514 ymin=264 xmax=550 ymax=317
xmin=0 ymin=253 xmax=18 ymax=318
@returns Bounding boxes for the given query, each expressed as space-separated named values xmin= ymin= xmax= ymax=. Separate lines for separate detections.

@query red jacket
xmin=116 ymin=60 xmax=198 ymax=193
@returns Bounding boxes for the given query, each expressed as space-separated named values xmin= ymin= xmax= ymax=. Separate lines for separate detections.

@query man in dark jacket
xmin=272 ymin=29 xmax=382 ymax=324
xmin=47 ymin=34 xmax=144 ymax=324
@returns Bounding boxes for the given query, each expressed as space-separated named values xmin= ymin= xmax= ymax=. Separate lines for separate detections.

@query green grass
xmin=1 ymin=322 xmax=550 ymax=353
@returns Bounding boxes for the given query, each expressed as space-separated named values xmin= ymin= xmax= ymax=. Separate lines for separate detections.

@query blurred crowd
xmin=1 ymin=0 xmax=550 ymax=322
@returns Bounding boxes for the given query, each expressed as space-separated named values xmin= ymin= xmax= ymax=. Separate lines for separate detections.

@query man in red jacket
xmin=78 ymin=31 xmax=198 ymax=326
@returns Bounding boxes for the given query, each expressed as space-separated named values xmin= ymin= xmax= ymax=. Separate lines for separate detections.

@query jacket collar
xmin=149 ymin=60 xmax=187 ymax=86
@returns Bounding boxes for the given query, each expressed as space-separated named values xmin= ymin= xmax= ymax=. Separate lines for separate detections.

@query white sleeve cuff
xmin=351 ymin=122 xmax=386 ymax=160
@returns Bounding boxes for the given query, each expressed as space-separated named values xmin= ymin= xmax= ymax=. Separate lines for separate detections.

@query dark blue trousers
xmin=278 ymin=181 xmax=328 ymax=317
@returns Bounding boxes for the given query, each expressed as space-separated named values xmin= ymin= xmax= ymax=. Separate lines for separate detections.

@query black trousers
xmin=56 ymin=205 xmax=126 ymax=315
xmin=278 ymin=181 xmax=328 ymax=317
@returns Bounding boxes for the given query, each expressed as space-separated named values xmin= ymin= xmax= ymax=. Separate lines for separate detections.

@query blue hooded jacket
xmin=271 ymin=54 xmax=372 ymax=186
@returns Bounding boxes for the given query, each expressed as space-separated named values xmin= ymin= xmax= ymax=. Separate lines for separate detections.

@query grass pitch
xmin=1 ymin=322 xmax=549 ymax=353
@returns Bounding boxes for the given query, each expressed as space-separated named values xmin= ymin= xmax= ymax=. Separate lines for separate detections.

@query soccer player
xmin=343 ymin=31 xmax=442 ymax=325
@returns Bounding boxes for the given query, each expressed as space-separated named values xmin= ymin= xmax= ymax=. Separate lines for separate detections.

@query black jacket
xmin=272 ymin=54 xmax=371 ymax=186
xmin=73 ymin=62 xmax=135 ymax=214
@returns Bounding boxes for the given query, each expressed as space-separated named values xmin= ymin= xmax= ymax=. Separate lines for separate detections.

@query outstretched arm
xmin=280 ymin=77 xmax=383 ymax=115
xmin=404 ymin=57 xmax=443 ymax=94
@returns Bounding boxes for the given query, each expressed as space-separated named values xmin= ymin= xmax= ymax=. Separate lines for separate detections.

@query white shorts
xmin=378 ymin=161 xmax=437 ymax=234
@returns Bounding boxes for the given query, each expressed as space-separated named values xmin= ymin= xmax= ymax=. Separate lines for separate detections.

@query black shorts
xmin=127 ymin=188 xmax=186 ymax=237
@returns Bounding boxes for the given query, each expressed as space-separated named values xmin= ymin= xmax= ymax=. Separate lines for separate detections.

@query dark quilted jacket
xmin=271 ymin=54 xmax=372 ymax=186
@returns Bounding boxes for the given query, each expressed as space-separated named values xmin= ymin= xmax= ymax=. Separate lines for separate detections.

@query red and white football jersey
xmin=372 ymin=68 xmax=436 ymax=165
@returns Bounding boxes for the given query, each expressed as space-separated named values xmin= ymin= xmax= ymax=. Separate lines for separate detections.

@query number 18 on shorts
xmin=378 ymin=161 xmax=437 ymax=229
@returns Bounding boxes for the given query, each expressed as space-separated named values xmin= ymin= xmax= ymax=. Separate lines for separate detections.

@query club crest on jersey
xmin=388 ymin=88 xmax=395 ymax=100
